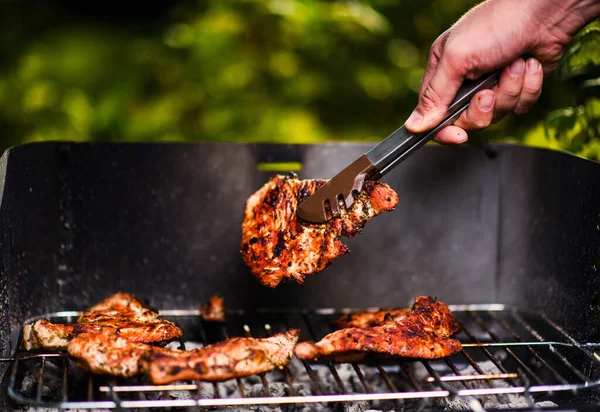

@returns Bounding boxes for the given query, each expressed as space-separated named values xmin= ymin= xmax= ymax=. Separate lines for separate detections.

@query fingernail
xmin=508 ymin=59 xmax=524 ymax=77
xmin=405 ymin=109 xmax=423 ymax=130
xmin=477 ymin=91 xmax=494 ymax=112
xmin=526 ymin=58 xmax=540 ymax=74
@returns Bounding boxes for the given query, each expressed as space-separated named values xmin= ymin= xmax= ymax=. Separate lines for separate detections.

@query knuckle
xmin=522 ymin=83 xmax=542 ymax=97
xmin=429 ymin=37 xmax=444 ymax=60
xmin=501 ymin=84 xmax=521 ymax=101
xmin=474 ymin=117 xmax=491 ymax=129
xmin=513 ymin=105 xmax=531 ymax=116
xmin=467 ymin=115 xmax=490 ymax=130
xmin=420 ymin=86 xmax=443 ymax=111
xmin=442 ymin=42 xmax=466 ymax=69
xmin=443 ymin=41 xmax=480 ymax=77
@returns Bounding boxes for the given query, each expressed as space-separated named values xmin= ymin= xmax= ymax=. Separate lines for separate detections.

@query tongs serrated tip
xmin=296 ymin=155 xmax=376 ymax=224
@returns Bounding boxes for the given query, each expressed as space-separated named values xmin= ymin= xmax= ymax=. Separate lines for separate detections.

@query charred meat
xmin=333 ymin=307 xmax=412 ymax=329
xmin=22 ymin=319 xmax=76 ymax=351
xmin=200 ymin=295 xmax=227 ymax=322
xmin=240 ymin=174 xmax=399 ymax=288
xmin=22 ymin=292 xmax=182 ymax=351
xmin=67 ymin=333 xmax=170 ymax=377
xmin=141 ymin=329 xmax=300 ymax=384
xmin=295 ymin=296 xmax=461 ymax=362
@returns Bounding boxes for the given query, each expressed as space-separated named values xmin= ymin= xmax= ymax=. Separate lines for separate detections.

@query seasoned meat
xmin=22 ymin=292 xmax=182 ymax=351
xmin=295 ymin=296 xmax=461 ymax=362
xmin=22 ymin=319 xmax=76 ymax=351
xmin=75 ymin=292 xmax=182 ymax=346
xmin=333 ymin=308 xmax=411 ymax=329
xmin=240 ymin=174 xmax=399 ymax=288
xmin=67 ymin=333 xmax=170 ymax=377
xmin=141 ymin=329 xmax=301 ymax=384
xmin=200 ymin=295 xmax=226 ymax=322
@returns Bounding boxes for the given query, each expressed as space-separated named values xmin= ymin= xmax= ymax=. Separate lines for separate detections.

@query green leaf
xmin=559 ymin=27 xmax=600 ymax=81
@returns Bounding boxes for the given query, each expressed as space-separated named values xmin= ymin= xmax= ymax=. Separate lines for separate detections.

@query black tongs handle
xmin=366 ymin=70 xmax=501 ymax=178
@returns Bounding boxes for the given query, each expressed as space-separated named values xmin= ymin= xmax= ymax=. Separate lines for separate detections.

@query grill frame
xmin=7 ymin=303 xmax=600 ymax=410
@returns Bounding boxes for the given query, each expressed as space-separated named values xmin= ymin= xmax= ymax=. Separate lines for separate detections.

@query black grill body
xmin=0 ymin=141 xmax=599 ymax=410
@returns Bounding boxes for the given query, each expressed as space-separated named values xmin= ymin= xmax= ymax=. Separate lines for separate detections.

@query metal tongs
xmin=296 ymin=70 xmax=501 ymax=223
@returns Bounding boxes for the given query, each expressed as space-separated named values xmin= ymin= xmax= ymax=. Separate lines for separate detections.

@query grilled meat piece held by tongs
xmin=295 ymin=296 xmax=461 ymax=362
xmin=240 ymin=174 xmax=398 ymax=288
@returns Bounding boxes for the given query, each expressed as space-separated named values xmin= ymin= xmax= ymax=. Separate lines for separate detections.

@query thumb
xmin=405 ymin=58 xmax=464 ymax=133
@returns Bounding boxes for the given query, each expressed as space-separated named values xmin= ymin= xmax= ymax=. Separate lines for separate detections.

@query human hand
xmin=405 ymin=0 xmax=600 ymax=144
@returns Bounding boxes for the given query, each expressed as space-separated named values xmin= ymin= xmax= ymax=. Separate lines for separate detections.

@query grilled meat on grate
xmin=200 ymin=295 xmax=227 ymax=322
xmin=240 ymin=174 xmax=399 ymax=288
xmin=22 ymin=292 xmax=182 ymax=351
xmin=295 ymin=296 xmax=461 ymax=362
xmin=333 ymin=308 xmax=412 ymax=329
xmin=67 ymin=333 xmax=170 ymax=377
xmin=141 ymin=329 xmax=301 ymax=384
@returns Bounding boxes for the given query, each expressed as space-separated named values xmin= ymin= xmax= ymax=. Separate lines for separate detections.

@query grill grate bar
xmin=194 ymin=381 xmax=203 ymax=401
xmin=457 ymin=318 xmax=515 ymax=382
xmin=440 ymin=358 xmax=470 ymax=390
xmin=281 ymin=314 xmax=325 ymax=395
xmin=425 ymin=373 xmax=518 ymax=383
xmin=302 ymin=360 xmax=323 ymax=395
xmin=87 ymin=374 xmax=93 ymax=401
xmin=540 ymin=312 xmax=600 ymax=365
xmin=398 ymin=360 xmax=422 ymax=391
xmin=468 ymin=311 xmax=544 ymax=385
xmin=107 ymin=378 xmax=122 ymax=410
xmin=62 ymin=356 xmax=69 ymax=402
xmin=422 ymin=360 xmax=450 ymax=392
xmin=458 ymin=343 xmax=513 ymax=404
xmin=301 ymin=314 xmax=347 ymax=394
xmin=35 ymin=356 xmax=45 ymax=403
xmin=351 ymin=363 xmax=373 ymax=393
xmin=488 ymin=310 xmax=569 ymax=385
xmin=511 ymin=311 xmax=590 ymax=382
xmin=372 ymin=360 xmax=399 ymax=393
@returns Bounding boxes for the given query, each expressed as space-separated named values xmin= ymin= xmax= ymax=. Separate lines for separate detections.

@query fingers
xmin=492 ymin=58 xmax=525 ymax=123
xmin=454 ymin=89 xmax=495 ymax=131
xmin=514 ymin=57 xmax=543 ymax=115
xmin=432 ymin=89 xmax=495 ymax=144
xmin=418 ymin=33 xmax=447 ymax=97
xmin=431 ymin=57 xmax=544 ymax=145
xmin=405 ymin=54 xmax=465 ymax=134
xmin=412 ymin=55 xmax=544 ymax=145
xmin=432 ymin=125 xmax=468 ymax=145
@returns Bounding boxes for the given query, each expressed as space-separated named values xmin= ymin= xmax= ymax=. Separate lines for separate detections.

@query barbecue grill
xmin=1 ymin=141 xmax=599 ymax=411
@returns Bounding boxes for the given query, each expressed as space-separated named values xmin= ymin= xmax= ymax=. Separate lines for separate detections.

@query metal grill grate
xmin=6 ymin=304 xmax=600 ymax=410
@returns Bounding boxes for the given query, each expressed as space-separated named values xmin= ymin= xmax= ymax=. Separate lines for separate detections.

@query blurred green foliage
xmin=521 ymin=24 xmax=600 ymax=160
xmin=0 ymin=0 xmax=598 ymax=161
